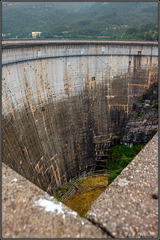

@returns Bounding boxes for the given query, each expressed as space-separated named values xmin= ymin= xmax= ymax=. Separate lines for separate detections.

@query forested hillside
xmin=2 ymin=2 xmax=158 ymax=40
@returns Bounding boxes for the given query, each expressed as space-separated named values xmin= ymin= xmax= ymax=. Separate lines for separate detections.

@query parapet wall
xmin=2 ymin=39 xmax=158 ymax=65
xmin=2 ymin=133 xmax=158 ymax=238
xmin=2 ymin=40 xmax=158 ymax=192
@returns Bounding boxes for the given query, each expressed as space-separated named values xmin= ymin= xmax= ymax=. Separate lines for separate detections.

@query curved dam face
xmin=2 ymin=39 xmax=158 ymax=193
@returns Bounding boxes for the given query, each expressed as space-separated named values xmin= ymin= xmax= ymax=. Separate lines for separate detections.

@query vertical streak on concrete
xmin=2 ymin=40 xmax=158 ymax=193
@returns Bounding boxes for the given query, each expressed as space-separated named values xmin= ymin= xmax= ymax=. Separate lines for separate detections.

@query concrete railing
xmin=2 ymin=39 xmax=158 ymax=65
xmin=2 ymin=133 xmax=158 ymax=238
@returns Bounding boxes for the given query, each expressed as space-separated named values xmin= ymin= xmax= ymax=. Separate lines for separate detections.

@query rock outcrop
xmin=120 ymin=82 xmax=158 ymax=146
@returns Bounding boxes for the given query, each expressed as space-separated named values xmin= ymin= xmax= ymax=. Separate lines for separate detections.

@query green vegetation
xmin=2 ymin=2 xmax=158 ymax=40
xmin=53 ymin=142 xmax=147 ymax=214
xmin=137 ymin=98 xmax=144 ymax=104
xmin=53 ymin=185 xmax=70 ymax=202
xmin=153 ymin=102 xmax=158 ymax=110
xmin=115 ymin=23 xmax=158 ymax=41
xmin=119 ymin=129 xmax=125 ymax=136
xmin=106 ymin=143 xmax=147 ymax=184
xmin=53 ymin=178 xmax=84 ymax=201
xmin=119 ymin=155 xmax=133 ymax=168
xmin=154 ymin=102 xmax=158 ymax=107
xmin=108 ymin=169 xmax=122 ymax=185
xmin=137 ymin=111 xmax=143 ymax=117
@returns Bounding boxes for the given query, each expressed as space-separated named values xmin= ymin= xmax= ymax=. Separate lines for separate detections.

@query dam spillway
xmin=2 ymin=39 xmax=158 ymax=193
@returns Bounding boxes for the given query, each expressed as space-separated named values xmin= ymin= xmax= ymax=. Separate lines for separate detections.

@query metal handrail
xmin=54 ymin=169 xmax=114 ymax=202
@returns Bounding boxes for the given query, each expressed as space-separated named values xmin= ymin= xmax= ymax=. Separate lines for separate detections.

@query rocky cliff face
xmin=120 ymin=82 xmax=158 ymax=147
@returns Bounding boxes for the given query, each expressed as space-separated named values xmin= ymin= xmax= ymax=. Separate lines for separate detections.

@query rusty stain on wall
xmin=2 ymin=41 xmax=158 ymax=193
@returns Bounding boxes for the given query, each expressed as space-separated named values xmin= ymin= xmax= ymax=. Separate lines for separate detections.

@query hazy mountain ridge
xmin=2 ymin=2 xmax=158 ymax=40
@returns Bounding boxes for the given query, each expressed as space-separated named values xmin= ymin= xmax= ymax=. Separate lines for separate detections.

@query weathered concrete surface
xmin=86 ymin=133 xmax=158 ymax=238
xmin=2 ymin=39 xmax=158 ymax=66
xmin=2 ymin=39 xmax=158 ymax=49
xmin=2 ymin=163 xmax=108 ymax=238
xmin=2 ymin=40 xmax=158 ymax=193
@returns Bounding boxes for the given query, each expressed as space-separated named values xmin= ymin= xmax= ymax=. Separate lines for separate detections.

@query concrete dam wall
xmin=2 ymin=39 xmax=158 ymax=193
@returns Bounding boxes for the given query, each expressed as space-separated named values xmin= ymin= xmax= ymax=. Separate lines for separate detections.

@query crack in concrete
xmin=85 ymin=216 xmax=114 ymax=238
